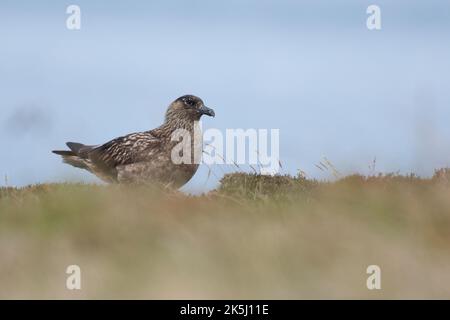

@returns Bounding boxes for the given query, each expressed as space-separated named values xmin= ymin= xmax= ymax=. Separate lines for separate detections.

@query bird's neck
xmin=151 ymin=117 xmax=201 ymax=140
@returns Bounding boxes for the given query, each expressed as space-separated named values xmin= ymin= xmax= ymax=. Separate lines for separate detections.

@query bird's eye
xmin=184 ymin=98 xmax=195 ymax=106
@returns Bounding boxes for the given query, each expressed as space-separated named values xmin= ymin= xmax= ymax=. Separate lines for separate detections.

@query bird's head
xmin=165 ymin=95 xmax=215 ymax=122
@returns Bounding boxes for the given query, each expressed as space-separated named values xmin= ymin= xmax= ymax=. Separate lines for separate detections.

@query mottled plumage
xmin=53 ymin=95 xmax=215 ymax=188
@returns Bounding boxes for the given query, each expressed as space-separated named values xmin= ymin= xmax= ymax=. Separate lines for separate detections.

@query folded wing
xmin=88 ymin=132 xmax=162 ymax=181
xmin=53 ymin=132 xmax=162 ymax=182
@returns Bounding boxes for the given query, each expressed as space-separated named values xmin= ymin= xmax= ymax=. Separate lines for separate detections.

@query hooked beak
xmin=199 ymin=105 xmax=215 ymax=117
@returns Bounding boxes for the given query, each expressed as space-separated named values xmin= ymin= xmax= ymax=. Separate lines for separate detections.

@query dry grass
xmin=1 ymin=169 xmax=450 ymax=299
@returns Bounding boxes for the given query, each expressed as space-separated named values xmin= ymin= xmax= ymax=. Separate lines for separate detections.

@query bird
xmin=52 ymin=95 xmax=215 ymax=188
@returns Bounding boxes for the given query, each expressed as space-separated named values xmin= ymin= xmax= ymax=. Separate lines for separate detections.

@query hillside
xmin=1 ymin=170 xmax=450 ymax=299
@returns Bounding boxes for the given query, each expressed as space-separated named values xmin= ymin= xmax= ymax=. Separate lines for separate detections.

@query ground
xmin=1 ymin=170 xmax=450 ymax=299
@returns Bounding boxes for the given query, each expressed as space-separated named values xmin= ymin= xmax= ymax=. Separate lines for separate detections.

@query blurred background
xmin=1 ymin=0 xmax=449 ymax=193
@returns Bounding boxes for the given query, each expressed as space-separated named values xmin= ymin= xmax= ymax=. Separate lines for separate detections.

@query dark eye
xmin=184 ymin=98 xmax=195 ymax=106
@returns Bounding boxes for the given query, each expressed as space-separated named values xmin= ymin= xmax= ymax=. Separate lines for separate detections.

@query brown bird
xmin=52 ymin=95 xmax=215 ymax=188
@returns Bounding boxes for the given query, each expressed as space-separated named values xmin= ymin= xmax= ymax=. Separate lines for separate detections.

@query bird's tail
xmin=52 ymin=142 xmax=92 ymax=170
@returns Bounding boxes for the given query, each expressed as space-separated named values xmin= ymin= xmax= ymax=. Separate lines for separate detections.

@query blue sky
xmin=1 ymin=0 xmax=450 ymax=192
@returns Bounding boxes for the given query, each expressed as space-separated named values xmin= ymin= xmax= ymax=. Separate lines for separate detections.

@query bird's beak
xmin=199 ymin=105 xmax=215 ymax=117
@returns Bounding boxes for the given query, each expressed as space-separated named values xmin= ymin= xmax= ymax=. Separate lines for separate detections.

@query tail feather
xmin=52 ymin=142 xmax=92 ymax=170
xmin=52 ymin=150 xmax=76 ymax=156
xmin=61 ymin=156 xmax=90 ymax=169
xmin=66 ymin=142 xmax=85 ymax=154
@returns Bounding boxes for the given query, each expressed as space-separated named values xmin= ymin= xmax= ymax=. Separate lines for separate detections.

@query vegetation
xmin=1 ymin=169 xmax=450 ymax=299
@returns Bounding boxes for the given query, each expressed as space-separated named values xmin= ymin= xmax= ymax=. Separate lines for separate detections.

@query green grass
xmin=1 ymin=169 xmax=450 ymax=299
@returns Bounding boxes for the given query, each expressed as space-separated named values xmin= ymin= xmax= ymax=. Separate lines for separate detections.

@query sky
xmin=1 ymin=0 xmax=450 ymax=193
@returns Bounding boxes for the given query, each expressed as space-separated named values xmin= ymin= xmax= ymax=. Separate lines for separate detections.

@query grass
xmin=1 ymin=169 xmax=450 ymax=299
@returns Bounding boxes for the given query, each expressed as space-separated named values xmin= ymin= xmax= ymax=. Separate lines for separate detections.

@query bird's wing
xmin=87 ymin=132 xmax=162 ymax=173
